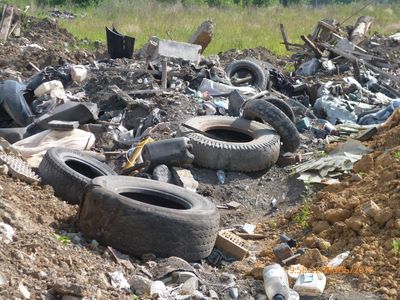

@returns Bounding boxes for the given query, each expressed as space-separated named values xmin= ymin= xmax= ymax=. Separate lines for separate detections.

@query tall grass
xmin=11 ymin=0 xmax=400 ymax=55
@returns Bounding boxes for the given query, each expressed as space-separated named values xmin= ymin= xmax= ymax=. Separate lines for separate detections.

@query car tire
xmin=225 ymin=59 xmax=268 ymax=90
xmin=78 ymin=176 xmax=220 ymax=261
xmin=263 ymin=96 xmax=296 ymax=122
xmin=180 ymin=116 xmax=280 ymax=172
xmin=243 ymin=99 xmax=300 ymax=153
xmin=39 ymin=147 xmax=116 ymax=204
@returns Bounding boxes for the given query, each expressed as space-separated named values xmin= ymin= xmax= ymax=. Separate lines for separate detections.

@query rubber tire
xmin=39 ymin=147 xmax=116 ymax=204
xmin=243 ymin=99 xmax=301 ymax=153
xmin=263 ymin=96 xmax=296 ymax=122
xmin=78 ymin=176 xmax=220 ymax=261
xmin=179 ymin=116 xmax=280 ymax=172
xmin=225 ymin=59 xmax=268 ymax=90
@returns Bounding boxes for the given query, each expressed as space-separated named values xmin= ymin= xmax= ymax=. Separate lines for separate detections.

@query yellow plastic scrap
xmin=123 ymin=137 xmax=154 ymax=170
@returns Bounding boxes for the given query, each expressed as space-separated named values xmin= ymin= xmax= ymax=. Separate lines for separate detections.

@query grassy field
xmin=12 ymin=0 xmax=400 ymax=55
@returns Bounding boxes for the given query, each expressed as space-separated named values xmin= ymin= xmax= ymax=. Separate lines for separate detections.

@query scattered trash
xmin=108 ymin=271 xmax=131 ymax=292
xmin=216 ymin=169 xmax=225 ymax=184
xmin=263 ymin=264 xmax=299 ymax=300
xmin=293 ymin=272 xmax=326 ymax=296
xmin=242 ymin=223 xmax=256 ymax=234
xmin=0 ymin=222 xmax=14 ymax=243
xmin=326 ymin=251 xmax=350 ymax=267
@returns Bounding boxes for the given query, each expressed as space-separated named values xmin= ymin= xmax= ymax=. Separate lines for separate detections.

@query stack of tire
xmin=178 ymin=59 xmax=301 ymax=173
xmin=39 ymin=147 xmax=219 ymax=261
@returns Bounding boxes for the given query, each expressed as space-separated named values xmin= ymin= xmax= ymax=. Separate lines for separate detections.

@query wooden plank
xmin=0 ymin=5 xmax=13 ymax=41
xmin=318 ymin=20 xmax=340 ymax=34
xmin=322 ymin=43 xmax=400 ymax=84
xmin=279 ymin=23 xmax=290 ymax=51
xmin=301 ymin=35 xmax=323 ymax=58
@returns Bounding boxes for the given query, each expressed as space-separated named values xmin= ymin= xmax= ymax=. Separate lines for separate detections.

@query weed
xmin=54 ymin=234 xmax=71 ymax=245
xmin=357 ymin=171 xmax=366 ymax=177
xmin=393 ymin=240 xmax=399 ymax=256
xmin=294 ymin=178 xmax=312 ymax=229
xmin=269 ymin=221 xmax=277 ymax=229
xmin=394 ymin=150 xmax=400 ymax=160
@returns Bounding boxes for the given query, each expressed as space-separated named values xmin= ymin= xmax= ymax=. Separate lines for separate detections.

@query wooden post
xmin=0 ymin=5 xmax=14 ymax=41
xmin=350 ymin=16 xmax=374 ymax=45
xmin=279 ymin=24 xmax=290 ymax=51
xmin=188 ymin=20 xmax=213 ymax=54
xmin=161 ymin=58 xmax=168 ymax=89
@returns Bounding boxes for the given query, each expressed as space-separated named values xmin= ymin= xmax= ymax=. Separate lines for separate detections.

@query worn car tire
xmin=243 ymin=99 xmax=300 ymax=153
xmin=225 ymin=59 xmax=268 ymax=90
xmin=263 ymin=97 xmax=296 ymax=122
xmin=78 ymin=176 xmax=219 ymax=261
xmin=39 ymin=147 xmax=116 ymax=204
xmin=180 ymin=116 xmax=280 ymax=172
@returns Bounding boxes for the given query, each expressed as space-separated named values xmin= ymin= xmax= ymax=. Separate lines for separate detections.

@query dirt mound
xmin=273 ymin=127 xmax=400 ymax=299
xmin=0 ymin=175 xmax=135 ymax=299
xmin=0 ymin=17 xmax=96 ymax=80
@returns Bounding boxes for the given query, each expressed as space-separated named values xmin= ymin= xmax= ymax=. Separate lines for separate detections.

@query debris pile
xmin=0 ymin=2 xmax=399 ymax=299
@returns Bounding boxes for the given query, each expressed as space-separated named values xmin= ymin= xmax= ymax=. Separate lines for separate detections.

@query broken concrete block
xmin=34 ymin=80 xmax=63 ymax=97
xmin=129 ymin=275 xmax=152 ymax=296
xmin=152 ymin=165 xmax=172 ymax=183
xmin=71 ymin=65 xmax=88 ymax=83
xmin=215 ymin=230 xmax=249 ymax=260
xmin=171 ymin=167 xmax=198 ymax=192
xmin=363 ymin=200 xmax=381 ymax=218
xmin=47 ymin=120 xmax=79 ymax=131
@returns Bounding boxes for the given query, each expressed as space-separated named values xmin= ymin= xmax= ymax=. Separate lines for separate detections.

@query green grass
xmin=294 ymin=179 xmax=312 ymax=229
xmin=393 ymin=240 xmax=399 ymax=256
xmin=394 ymin=150 xmax=400 ymax=160
xmin=9 ymin=0 xmax=400 ymax=55
xmin=54 ymin=233 xmax=71 ymax=245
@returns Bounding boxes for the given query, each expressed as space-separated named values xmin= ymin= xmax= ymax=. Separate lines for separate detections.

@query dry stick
xmin=301 ymin=35 xmax=323 ymax=58
xmin=340 ymin=0 xmax=375 ymax=26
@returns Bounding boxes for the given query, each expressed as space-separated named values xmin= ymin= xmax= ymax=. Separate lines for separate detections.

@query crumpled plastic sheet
xmin=12 ymin=129 xmax=95 ymax=167
xmin=358 ymin=99 xmax=400 ymax=125
xmin=314 ymin=95 xmax=357 ymax=124
xmin=294 ymin=139 xmax=372 ymax=183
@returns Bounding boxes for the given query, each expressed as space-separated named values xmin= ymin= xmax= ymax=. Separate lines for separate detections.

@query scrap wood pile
xmin=0 ymin=2 xmax=400 ymax=299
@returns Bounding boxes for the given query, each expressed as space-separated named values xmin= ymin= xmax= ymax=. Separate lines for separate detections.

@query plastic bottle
xmin=310 ymin=119 xmax=338 ymax=135
xmin=263 ymin=264 xmax=300 ymax=300
xmin=327 ymin=251 xmax=350 ymax=267
xmin=293 ymin=272 xmax=326 ymax=296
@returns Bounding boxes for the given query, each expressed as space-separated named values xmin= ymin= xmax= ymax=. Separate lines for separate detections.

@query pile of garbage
xmin=1 ymin=2 xmax=400 ymax=299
